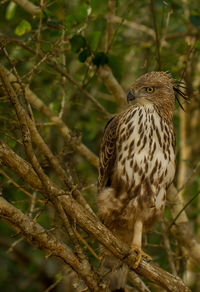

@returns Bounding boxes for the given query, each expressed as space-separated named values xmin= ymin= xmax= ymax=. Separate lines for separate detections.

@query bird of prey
xmin=97 ymin=71 xmax=187 ymax=291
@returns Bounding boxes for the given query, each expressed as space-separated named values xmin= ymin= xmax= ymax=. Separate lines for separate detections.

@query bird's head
xmin=127 ymin=71 xmax=188 ymax=120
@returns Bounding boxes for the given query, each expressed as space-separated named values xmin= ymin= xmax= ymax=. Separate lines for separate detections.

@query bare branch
xmin=13 ymin=0 xmax=41 ymax=16
xmin=0 ymin=140 xmax=190 ymax=291
xmin=0 ymin=196 xmax=102 ymax=292
xmin=97 ymin=65 xmax=127 ymax=107
xmin=0 ymin=64 xmax=53 ymax=194
xmin=106 ymin=0 xmax=116 ymax=53
xmin=128 ymin=271 xmax=151 ymax=292
xmin=0 ymin=139 xmax=42 ymax=191
xmin=109 ymin=16 xmax=155 ymax=38
xmin=0 ymin=168 xmax=43 ymax=203
xmin=150 ymin=0 xmax=162 ymax=70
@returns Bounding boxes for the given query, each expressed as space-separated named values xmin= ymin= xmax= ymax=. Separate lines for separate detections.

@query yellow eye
xmin=146 ymin=87 xmax=154 ymax=93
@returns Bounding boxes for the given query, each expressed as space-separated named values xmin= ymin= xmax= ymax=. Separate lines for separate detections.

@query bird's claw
xmin=130 ymin=247 xmax=152 ymax=269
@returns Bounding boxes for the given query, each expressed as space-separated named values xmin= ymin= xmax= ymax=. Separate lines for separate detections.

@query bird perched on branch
xmin=97 ymin=71 xmax=188 ymax=291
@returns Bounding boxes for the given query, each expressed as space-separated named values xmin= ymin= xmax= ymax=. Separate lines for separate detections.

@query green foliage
xmin=65 ymin=14 xmax=77 ymax=33
xmin=88 ymin=30 xmax=102 ymax=51
xmin=92 ymin=52 xmax=109 ymax=66
xmin=108 ymin=54 xmax=123 ymax=80
xmin=14 ymin=19 xmax=31 ymax=36
xmin=5 ymin=1 xmax=17 ymax=20
xmin=70 ymin=34 xmax=86 ymax=53
xmin=78 ymin=49 xmax=91 ymax=62
xmin=189 ymin=13 xmax=200 ymax=27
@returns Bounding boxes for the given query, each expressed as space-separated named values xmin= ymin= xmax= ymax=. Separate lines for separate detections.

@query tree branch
xmin=0 ymin=196 xmax=102 ymax=292
xmin=106 ymin=0 xmax=116 ymax=53
xmin=109 ymin=15 xmax=155 ymax=38
xmin=13 ymin=0 xmax=41 ymax=16
xmin=0 ymin=139 xmax=190 ymax=291
xmin=97 ymin=65 xmax=127 ymax=107
xmin=150 ymin=0 xmax=162 ymax=70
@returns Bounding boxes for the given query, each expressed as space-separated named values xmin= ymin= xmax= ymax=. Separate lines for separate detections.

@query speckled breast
xmin=114 ymin=104 xmax=175 ymax=226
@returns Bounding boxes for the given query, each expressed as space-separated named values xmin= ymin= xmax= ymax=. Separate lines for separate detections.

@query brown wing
xmin=98 ymin=115 xmax=120 ymax=193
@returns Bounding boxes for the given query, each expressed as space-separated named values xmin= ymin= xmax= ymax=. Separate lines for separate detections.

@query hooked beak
xmin=127 ymin=89 xmax=136 ymax=103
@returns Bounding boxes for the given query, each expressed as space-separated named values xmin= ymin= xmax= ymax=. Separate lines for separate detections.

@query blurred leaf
xmin=194 ymin=40 xmax=200 ymax=51
xmin=88 ymin=30 xmax=101 ymax=51
xmin=70 ymin=34 xmax=86 ymax=53
xmin=189 ymin=13 xmax=200 ymax=27
xmin=92 ymin=52 xmax=108 ymax=67
xmin=6 ymin=2 xmax=17 ymax=20
xmin=78 ymin=49 xmax=91 ymax=62
xmin=66 ymin=15 xmax=77 ymax=33
xmin=91 ymin=0 xmax=105 ymax=11
xmin=15 ymin=20 xmax=31 ymax=36
xmin=108 ymin=54 xmax=123 ymax=80
xmin=43 ymin=9 xmax=53 ymax=17
xmin=76 ymin=4 xmax=88 ymax=21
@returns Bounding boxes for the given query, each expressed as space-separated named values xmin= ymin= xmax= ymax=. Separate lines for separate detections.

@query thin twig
xmin=150 ymin=0 xmax=162 ymax=70
xmin=178 ymin=161 xmax=200 ymax=193
xmin=169 ymin=191 xmax=200 ymax=230
xmin=161 ymin=221 xmax=177 ymax=275
xmin=0 ymin=168 xmax=44 ymax=203
xmin=43 ymin=276 xmax=63 ymax=292
xmin=106 ymin=0 xmax=116 ymax=53
xmin=28 ymin=192 xmax=36 ymax=217
xmin=73 ymin=228 xmax=100 ymax=261
xmin=59 ymin=28 xmax=67 ymax=119
xmin=55 ymin=198 xmax=88 ymax=262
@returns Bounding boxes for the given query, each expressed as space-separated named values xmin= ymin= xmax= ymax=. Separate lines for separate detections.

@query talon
xmin=130 ymin=247 xmax=152 ymax=269
xmin=142 ymin=252 xmax=152 ymax=263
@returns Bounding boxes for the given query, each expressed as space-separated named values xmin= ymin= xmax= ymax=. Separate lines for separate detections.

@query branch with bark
xmin=0 ymin=196 xmax=102 ymax=292
xmin=0 ymin=138 xmax=191 ymax=292
xmin=13 ymin=0 xmax=41 ymax=16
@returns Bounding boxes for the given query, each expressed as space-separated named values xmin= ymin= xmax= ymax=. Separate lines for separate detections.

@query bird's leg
xmin=131 ymin=220 xmax=152 ymax=268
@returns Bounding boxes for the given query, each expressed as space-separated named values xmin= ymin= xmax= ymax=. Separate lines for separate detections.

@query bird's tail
xmin=100 ymin=248 xmax=128 ymax=292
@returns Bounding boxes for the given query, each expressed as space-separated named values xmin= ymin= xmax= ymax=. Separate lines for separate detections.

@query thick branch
xmin=0 ymin=64 xmax=54 ymax=194
xmin=0 ymin=139 xmax=42 ymax=191
xmin=13 ymin=0 xmax=41 ymax=16
xmin=0 ymin=141 xmax=190 ymax=292
xmin=0 ymin=196 xmax=102 ymax=292
xmin=97 ymin=65 xmax=127 ymax=107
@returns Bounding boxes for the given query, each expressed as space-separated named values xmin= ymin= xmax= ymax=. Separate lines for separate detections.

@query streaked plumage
xmin=98 ymin=72 xmax=179 ymax=291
